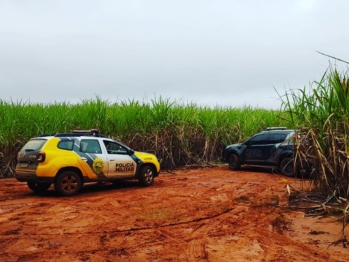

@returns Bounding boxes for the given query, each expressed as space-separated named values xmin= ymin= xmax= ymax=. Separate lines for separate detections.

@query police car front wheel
xmin=138 ymin=165 xmax=154 ymax=187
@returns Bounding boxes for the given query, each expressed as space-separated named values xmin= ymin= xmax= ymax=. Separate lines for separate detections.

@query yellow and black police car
xmin=15 ymin=129 xmax=161 ymax=196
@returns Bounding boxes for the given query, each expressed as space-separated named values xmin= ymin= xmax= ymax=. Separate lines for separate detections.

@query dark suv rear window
xmin=22 ymin=139 xmax=47 ymax=151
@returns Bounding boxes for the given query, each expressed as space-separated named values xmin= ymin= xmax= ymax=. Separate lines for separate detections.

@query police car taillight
xmin=37 ymin=152 xmax=46 ymax=162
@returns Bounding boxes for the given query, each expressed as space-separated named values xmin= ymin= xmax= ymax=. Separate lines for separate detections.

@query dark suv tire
xmin=228 ymin=154 xmax=241 ymax=170
xmin=280 ymin=157 xmax=295 ymax=177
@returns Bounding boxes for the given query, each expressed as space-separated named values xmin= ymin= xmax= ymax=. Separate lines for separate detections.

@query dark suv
xmin=221 ymin=127 xmax=296 ymax=176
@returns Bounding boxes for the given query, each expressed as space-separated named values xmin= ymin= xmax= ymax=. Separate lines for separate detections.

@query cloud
xmin=0 ymin=0 xmax=348 ymax=109
xmin=292 ymin=0 xmax=317 ymax=12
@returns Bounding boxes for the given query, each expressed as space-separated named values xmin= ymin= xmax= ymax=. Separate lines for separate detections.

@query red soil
xmin=0 ymin=166 xmax=348 ymax=261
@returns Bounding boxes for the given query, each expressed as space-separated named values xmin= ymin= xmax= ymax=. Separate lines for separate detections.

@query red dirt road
xmin=0 ymin=166 xmax=348 ymax=262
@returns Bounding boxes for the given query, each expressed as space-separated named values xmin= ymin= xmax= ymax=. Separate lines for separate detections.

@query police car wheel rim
xmin=62 ymin=175 xmax=78 ymax=192
xmin=144 ymin=168 xmax=153 ymax=183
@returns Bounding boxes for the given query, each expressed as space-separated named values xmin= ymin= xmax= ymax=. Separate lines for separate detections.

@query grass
xmin=279 ymin=55 xmax=349 ymax=198
xmin=0 ymin=96 xmax=288 ymax=177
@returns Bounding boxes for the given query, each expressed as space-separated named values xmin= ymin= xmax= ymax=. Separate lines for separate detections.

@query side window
xmin=268 ymin=134 xmax=287 ymax=144
xmin=103 ymin=141 xmax=128 ymax=154
xmin=58 ymin=140 xmax=74 ymax=150
xmin=247 ymin=134 xmax=268 ymax=145
xmin=80 ymin=139 xmax=102 ymax=154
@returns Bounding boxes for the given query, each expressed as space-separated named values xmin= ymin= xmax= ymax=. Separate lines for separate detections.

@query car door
xmin=243 ymin=134 xmax=269 ymax=164
xmin=103 ymin=140 xmax=137 ymax=178
xmin=260 ymin=133 xmax=284 ymax=163
xmin=78 ymin=139 xmax=109 ymax=178
xmin=265 ymin=133 xmax=289 ymax=164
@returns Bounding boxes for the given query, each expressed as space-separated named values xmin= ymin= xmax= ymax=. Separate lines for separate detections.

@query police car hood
xmin=134 ymin=151 xmax=157 ymax=159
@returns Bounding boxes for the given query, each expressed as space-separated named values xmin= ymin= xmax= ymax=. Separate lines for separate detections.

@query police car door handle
xmin=81 ymin=157 xmax=87 ymax=161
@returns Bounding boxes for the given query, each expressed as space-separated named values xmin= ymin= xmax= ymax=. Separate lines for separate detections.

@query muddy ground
xmin=0 ymin=166 xmax=348 ymax=262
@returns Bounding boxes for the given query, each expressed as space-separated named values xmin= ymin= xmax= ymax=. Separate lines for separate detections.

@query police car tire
xmin=138 ymin=165 xmax=154 ymax=187
xmin=27 ymin=182 xmax=51 ymax=193
xmin=228 ymin=154 xmax=241 ymax=170
xmin=54 ymin=171 xmax=82 ymax=196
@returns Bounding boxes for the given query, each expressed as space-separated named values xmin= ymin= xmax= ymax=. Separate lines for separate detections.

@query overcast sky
xmin=0 ymin=0 xmax=348 ymax=109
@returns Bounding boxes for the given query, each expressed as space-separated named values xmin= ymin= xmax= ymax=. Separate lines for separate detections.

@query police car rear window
xmin=22 ymin=139 xmax=47 ymax=151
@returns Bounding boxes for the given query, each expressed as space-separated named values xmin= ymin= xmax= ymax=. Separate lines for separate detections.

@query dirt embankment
xmin=0 ymin=166 xmax=348 ymax=262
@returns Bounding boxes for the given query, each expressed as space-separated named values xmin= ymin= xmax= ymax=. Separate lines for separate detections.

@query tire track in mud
xmin=0 ymin=237 xmax=20 ymax=252
xmin=185 ymin=222 xmax=209 ymax=261
xmin=0 ymin=207 xmax=337 ymax=262
xmin=0 ymin=206 xmax=245 ymax=260
xmin=0 ymin=207 xmax=236 ymax=236
xmin=0 ymin=206 xmax=246 ymax=261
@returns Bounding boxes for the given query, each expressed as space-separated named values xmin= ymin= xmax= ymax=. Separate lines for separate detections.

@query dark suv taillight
xmin=37 ymin=152 xmax=46 ymax=163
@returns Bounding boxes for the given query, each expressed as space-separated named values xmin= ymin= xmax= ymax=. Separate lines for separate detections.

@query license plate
xmin=20 ymin=163 xmax=28 ymax=168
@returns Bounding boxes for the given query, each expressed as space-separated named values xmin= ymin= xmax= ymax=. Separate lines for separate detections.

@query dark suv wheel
xmin=228 ymin=154 xmax=241 ymax=170
xmin=280 ymin=157 xmax=295 ymax=177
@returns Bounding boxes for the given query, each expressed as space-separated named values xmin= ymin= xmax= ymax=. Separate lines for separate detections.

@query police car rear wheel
xmin=55 ymin=171 xmax=81 ymax=196
xmin=27 ymin=182 xmax=51 ymax=193
xmin=138 ymin=165 xmax=154 ymax=187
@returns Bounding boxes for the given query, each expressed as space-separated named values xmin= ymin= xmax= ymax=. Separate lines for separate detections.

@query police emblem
xmin=93 ymin=157 xmax=104 ymax=174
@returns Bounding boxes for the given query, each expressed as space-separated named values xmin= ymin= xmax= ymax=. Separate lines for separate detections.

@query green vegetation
xmin=0 ymin=96 xmax=288 ymax=177
xmin=279 ymin=54 xmax=349 ymax=198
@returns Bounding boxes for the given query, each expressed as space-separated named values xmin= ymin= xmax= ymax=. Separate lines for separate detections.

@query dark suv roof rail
xmin=54 ymin=129 xmax=108 ymax=138
xmin=265 ymin=127 xmax=287 ymax=131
